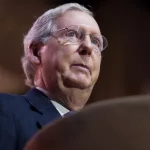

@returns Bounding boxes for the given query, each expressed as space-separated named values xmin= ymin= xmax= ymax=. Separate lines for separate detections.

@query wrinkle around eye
xmin=66 ymin=30 xmax=79 ymax=38
xmin=91 ymin=38 xmax=101 ymax=48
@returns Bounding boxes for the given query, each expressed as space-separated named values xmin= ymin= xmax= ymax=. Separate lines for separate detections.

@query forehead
xmin=54 ymin=10 xmax=101 ymax=35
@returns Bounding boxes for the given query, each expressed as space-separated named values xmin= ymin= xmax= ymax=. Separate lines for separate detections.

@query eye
xmin=91 ymin=37 xmax=101 ymax=48
xmin=65 ymin=30 xmax=78 ymax=38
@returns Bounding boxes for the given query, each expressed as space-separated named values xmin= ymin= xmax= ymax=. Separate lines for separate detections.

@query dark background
xmin=0 ymin=0 xmax=150 ymax=104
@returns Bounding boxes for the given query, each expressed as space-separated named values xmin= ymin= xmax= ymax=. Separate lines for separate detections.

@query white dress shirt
xmin=36 ymin=87 xmax=70 ymax=116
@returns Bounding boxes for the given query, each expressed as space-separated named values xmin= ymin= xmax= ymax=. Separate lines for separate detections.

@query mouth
xmin=71 ymin=64 xmax=91 ymax=74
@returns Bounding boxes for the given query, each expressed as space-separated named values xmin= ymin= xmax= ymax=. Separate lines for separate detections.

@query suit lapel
xmin=37 ymin=108 xmax=61 ymax=127
xmin=24 ymin=88 xmax=62 ymax=128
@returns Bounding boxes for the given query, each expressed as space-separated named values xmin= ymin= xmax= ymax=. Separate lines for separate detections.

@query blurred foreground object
xmin=24 ymin=95 xmax=150 ymax=150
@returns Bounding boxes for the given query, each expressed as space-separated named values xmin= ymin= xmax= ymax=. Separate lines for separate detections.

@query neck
xmin=52 ymin=85 xmax=93 ymax=111
xmin=34 ymin=69 xmax=93 ymax=111
xmin=34 ymin=81 xmax=92 ymax=111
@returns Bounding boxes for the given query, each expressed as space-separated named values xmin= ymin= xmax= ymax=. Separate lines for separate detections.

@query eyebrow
xmin=77 ymin=25 xmax=101 ymax=35
xmin=52 ymin=24 xmax=101 ymax=36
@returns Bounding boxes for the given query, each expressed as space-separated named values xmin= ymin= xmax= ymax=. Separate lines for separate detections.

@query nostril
xmin=80 ymin=49 xmax=87 ymax=55
xmin=79 ymin=49 xmax=91 ymax=55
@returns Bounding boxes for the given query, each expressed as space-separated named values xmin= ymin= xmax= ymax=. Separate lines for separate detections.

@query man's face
xmin=39 ymin=10 xmax=102 ymax=91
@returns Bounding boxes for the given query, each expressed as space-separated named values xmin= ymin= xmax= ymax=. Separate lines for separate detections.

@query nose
xmin=78 ymin=35 xmax=92 ymax=55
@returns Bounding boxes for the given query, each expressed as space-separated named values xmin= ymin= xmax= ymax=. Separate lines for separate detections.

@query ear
xmin=28 ymin=41 xmax=43 ymax=65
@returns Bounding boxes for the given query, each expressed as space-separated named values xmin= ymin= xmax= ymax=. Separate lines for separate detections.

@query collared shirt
xmin=36 ymin=87 xmax=70 ymax=116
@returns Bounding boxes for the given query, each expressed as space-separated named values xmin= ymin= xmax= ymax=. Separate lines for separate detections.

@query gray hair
xmin=22 ymin=3 xmax=93 ymax=87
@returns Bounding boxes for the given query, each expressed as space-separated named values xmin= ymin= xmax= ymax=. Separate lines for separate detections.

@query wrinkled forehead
xmin=53 ymin=10 xmax=101 ymax=35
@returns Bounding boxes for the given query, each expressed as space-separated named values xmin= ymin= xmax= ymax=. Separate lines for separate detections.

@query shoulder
xmin=0 ymin=93 xmax=25 ymax=103
xmin=0 ymin=93 xmax=22 ymax=99
xmin=0 ymin=93 xmax=28 ymax=113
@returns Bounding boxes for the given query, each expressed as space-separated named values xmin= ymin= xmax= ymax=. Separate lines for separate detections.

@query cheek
xmin=54 ymin=48 xmax=74 ymax=73
xmin=57 ymin=44 xmax=79 ymax=65
xmin=93 ymin=55 xmax=101 ymax=78
xmin=40 ymin=44 xmax=59 ymax=73
xmin=41 ymin=43 xmax=78 ymax=73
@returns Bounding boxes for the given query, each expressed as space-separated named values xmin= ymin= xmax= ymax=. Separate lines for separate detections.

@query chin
xmin=63 ymin=77 xmax=91 ymax=89
xmin=61 ymin=71 xmax=93 ymax=89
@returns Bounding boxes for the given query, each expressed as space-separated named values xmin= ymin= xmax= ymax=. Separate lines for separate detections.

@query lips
xmin=71 ymin=64 xmax=91 ymax=74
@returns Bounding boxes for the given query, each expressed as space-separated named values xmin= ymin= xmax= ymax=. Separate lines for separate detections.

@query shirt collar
xmin=36 ymin=87 xmax=70 ymax=116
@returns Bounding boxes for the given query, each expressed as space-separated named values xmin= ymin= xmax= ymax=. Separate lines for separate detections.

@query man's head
xmin=22 ymin=3 xmax=108 ymax=110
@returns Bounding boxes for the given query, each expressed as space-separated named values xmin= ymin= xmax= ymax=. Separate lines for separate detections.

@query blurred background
xmin=0 ymin=0 xmax=149 ymax=104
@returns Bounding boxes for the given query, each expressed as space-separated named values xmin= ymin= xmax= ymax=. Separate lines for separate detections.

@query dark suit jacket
xmin=0 ymin=88 xmax=61 ymax=150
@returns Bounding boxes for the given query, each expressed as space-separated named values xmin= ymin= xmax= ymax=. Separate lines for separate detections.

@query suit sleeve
xmin=0 ymin=99 xmax=16 ymax=150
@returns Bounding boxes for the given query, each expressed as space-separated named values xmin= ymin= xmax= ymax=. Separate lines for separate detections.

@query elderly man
xmin=0 ymin=3 xmax=108 ymax=150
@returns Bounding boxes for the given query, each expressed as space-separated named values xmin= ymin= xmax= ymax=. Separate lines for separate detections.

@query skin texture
xmin=29 ymin=10 xmax=102 ymax=111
